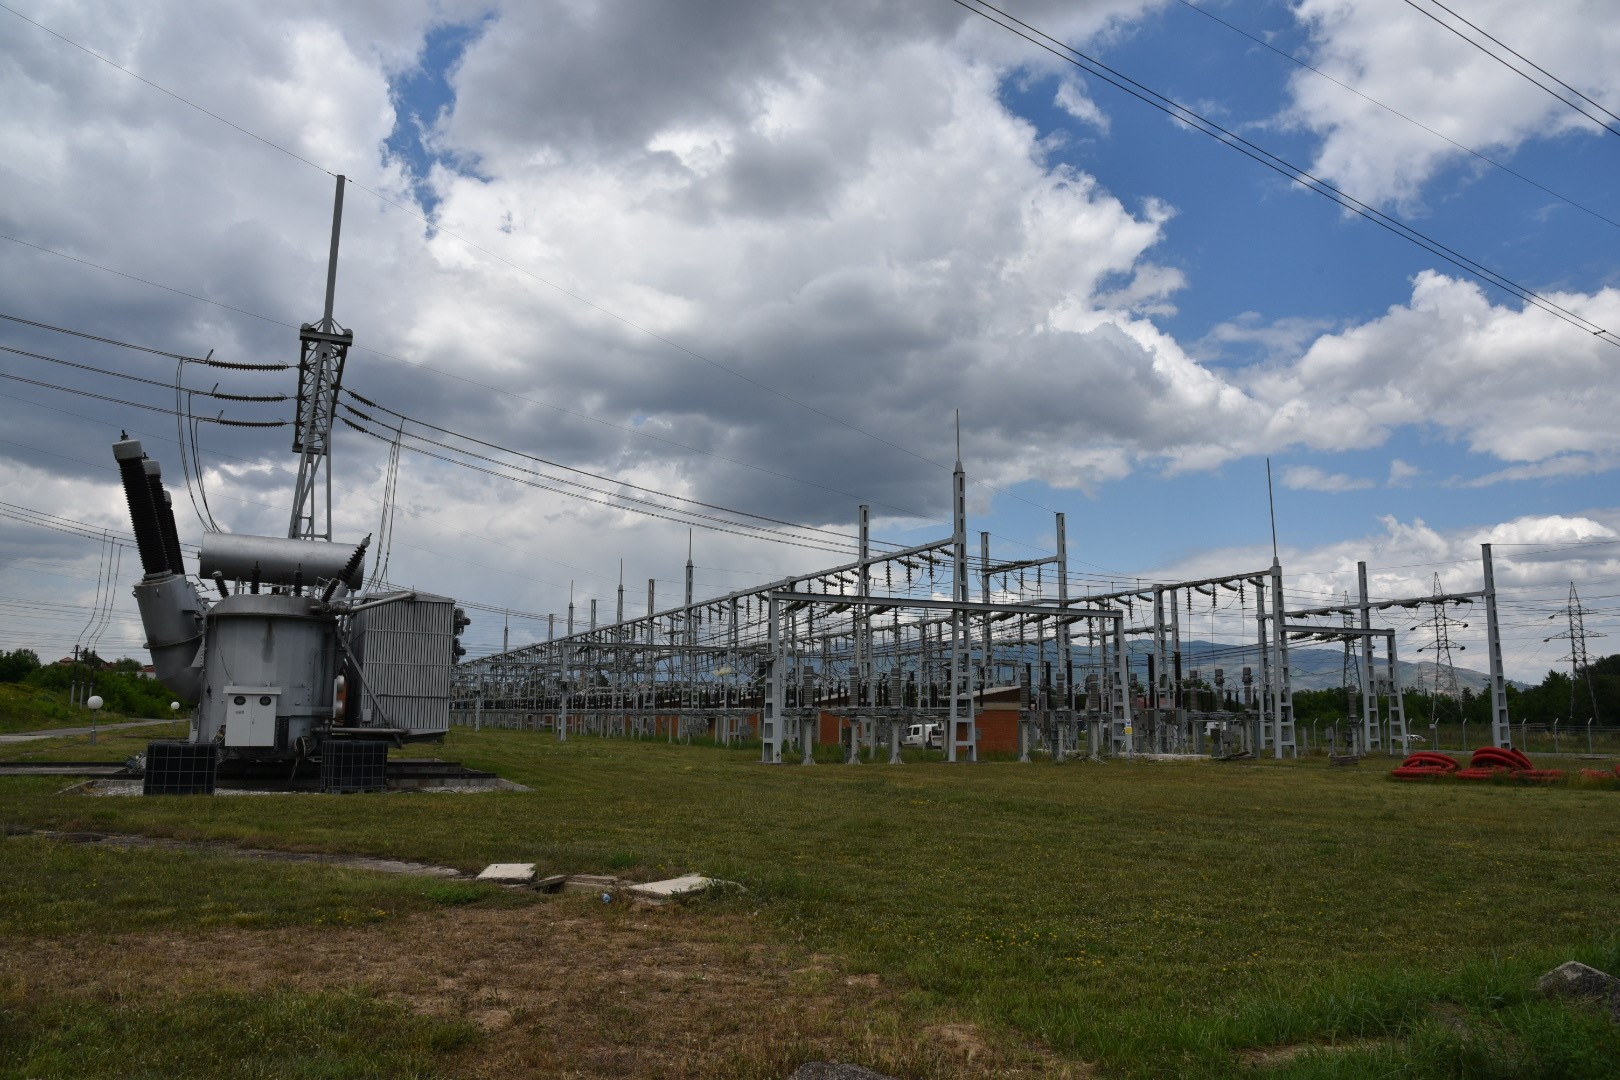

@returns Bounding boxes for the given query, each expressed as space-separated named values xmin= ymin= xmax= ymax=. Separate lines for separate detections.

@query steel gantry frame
xmin=1284 ymin=545 xmax=1512 ymax=751
xmin=448 ymin=462 xmax=1376 ymax=763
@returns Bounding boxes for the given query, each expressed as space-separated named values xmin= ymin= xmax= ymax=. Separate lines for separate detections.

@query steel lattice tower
xmin=288 ymin=175 xmax=354 ymax=541
xmin=1417 ymin=573 xmax=1466 ymax=723
xmin=1545 ymin=582 xmax=1603 ymax=724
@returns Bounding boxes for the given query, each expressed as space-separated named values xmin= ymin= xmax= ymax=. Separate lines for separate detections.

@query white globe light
xmin=86 ymin=695 xmax=104 ymax=711
xmin=170 ymin=702 xmax=180 ymax=712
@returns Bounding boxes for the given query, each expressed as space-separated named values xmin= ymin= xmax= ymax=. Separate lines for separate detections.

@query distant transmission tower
xmin=1416 ymin=573 xmax=1467 ymax=724
xmin=1545 ymin=582 xmax=1603 ymax=724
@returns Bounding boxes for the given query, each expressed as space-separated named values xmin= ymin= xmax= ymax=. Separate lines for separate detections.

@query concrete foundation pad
xmin=477 ymin=862 xmax=536 ymax=883
xmin=627 ymin=874 xmax=718 ymax=902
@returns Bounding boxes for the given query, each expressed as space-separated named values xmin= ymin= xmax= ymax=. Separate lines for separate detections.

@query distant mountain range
xmin=1010 ymin=640 xmax=1524 ymax=693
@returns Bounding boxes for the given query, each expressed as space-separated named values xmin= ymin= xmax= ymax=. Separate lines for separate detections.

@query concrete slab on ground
xmin=476 ymin=863 xmax=536 ymax=883
xmin=627 ymin=875 xmax=717 ymax=902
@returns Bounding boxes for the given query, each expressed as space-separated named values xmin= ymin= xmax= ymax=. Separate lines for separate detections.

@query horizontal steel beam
xmin=1286 ymin=591 xmax=1483 ymax=618
xmin=765 ymin=590 xmax=1121 ymax=622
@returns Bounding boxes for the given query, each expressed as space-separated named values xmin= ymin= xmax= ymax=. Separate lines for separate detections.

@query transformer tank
xmin=114 ymin=435 xmax=463 ymax=775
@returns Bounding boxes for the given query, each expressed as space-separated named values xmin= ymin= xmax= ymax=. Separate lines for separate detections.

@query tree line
xmin=1288 ymin=654 xmax=1619 ymax=728
xmin=0 ymin=648 xmax=190 ymax=718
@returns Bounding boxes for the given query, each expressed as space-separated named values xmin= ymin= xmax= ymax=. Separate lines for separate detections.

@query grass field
xmin=0 ymin=681 xmax=170 ymax=735
xmin=3 ymin=729 xmax=1618 ymax=1078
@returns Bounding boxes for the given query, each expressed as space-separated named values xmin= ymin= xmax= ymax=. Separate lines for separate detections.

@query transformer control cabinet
xmin=224 ymin=687 xmax=281 ymax=748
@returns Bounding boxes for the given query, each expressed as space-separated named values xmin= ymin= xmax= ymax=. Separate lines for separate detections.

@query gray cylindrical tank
xmin=199 ymin=533 xmax=364 ymax=591
xmin=133 ymin=575 xmax=206 ymax=702
xmin=197 ymin=593 xmax=337 ymax=756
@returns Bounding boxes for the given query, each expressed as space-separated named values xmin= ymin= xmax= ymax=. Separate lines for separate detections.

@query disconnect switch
xmin=223 ymin=687 xmax=281 ymax=747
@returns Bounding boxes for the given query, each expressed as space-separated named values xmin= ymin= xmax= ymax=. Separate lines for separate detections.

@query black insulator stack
xmin=143 ymin=460 xmax=186 ymax=576
xmin=250 ymin=562 xmax=260 ymax=595
xmin=112 ymin=437 xmax=169 ymax=576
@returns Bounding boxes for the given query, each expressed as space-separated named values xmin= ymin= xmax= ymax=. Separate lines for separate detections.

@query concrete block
xmin=626 ymin=874 xmax=716 ymax=901
xmin=1538 ymin=961 xmax=1620 ymax=1017
xmin=476 ymin=862 xmax=535 ymax=883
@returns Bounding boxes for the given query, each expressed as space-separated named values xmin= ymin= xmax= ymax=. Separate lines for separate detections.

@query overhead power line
xmin=1 ymin=312 xmax=890 ymax=555
xmin=338 ymin=412 xmax=855 ymax=556
xmin=953 ymin=0 xmax=1620 ymax=349
xmin=0 ymin=245 xmax=1084 ymax=564
xmin=0 ymin=5 xmax=1069 ymax=526
xmin=0 ymin=312 xmax=285 ymax=371
xmin=0 ymin=342 xmax=285 ymax=400
xmin=0 ymin=232 xmax=953 ymax=525
xmin=1173 ymin=0 xmax=1620 ymax=233
xmin=0 ymin=2 xmax=338 ymax=172
xmin=1402 ymin=0 xmax=1620 ymax=139
xmin=0 ymin=367 xmax=286 ymax=424
xmin=344 ymin=390 xmax=872 ymax=546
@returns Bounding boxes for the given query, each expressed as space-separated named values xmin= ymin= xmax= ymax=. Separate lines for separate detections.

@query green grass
xmin=0 ymin=832 xmax=530 ymax=937
xmin=0 ymin=678 xmax=184 ymax=735
xmin=0 ymin=682 xmax=123 ymax=735
xmin=1312 ymin=719 xmax=1620 ymax=759
xmin=0 ymin=987 xmax=478 ymax=1079
xmin=0 ymin=720 xmax=190 ymax=761
xmin=3 ymin=730 xmax=1619 ymax=1076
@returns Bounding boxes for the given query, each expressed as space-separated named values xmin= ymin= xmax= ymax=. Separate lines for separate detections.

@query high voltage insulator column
xmin=288 ymin=175 xmax=354 ymax=542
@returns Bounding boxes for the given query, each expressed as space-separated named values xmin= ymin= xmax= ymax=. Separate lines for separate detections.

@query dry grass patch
xmin=3 ymin=894 xmax=1085 ymax=1079
xmin=1234 ymin=1038 xmax=1396 ymax=1070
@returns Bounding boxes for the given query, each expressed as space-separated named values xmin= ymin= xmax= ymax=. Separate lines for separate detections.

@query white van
xmin=901 ymin=722 xmax=942 ymax=749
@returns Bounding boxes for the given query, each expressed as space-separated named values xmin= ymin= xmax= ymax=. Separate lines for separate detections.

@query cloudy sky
xmin=2 ymin=0 xmax=1616 ymax=682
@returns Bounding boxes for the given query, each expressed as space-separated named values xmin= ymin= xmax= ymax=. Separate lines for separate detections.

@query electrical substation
xmin=450 ymin=451 xmax=1518 ymax=767
xmin=90 ymin=178 xmax=1526 ymax=789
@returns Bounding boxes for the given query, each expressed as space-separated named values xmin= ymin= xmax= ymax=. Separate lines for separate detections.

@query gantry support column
xmin=1055 ymin=512 xmax=1074 ymax=755
xmin=947 ymin=455 xmax=976 ymax=762
xmin=1152 ymin=587 xmax=1167 ymax=741
xmin=1111 ymin=616 xmax=1133 ymax=757
xmin=850 ymin=505 xmax=871 ymax=764
xmin=1482 ymin=543 xmax=1512 ymax=748
xmin=558 ymin=645 xmax=571 ymax=742
xmin=1358 ymin=561 xmax=1379 ymax=753
xmin=1387 ymin=630 xmax=1409 ymax=750
xmin=1268 ymin=558 xmax=1297 ymax=757
xmin=1254 ymin=576 xmax=1270 ymax=755
xmin=980 ymin=531 xmax=993 ymax=687
xmin=762 ymin=594 xmax=784 ymax=763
